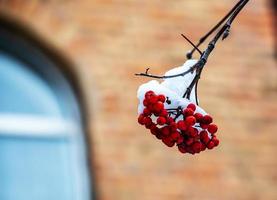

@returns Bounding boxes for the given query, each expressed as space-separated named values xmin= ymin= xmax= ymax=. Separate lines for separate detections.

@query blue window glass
xmin=0 ymin=52 xmax=91 ymax=200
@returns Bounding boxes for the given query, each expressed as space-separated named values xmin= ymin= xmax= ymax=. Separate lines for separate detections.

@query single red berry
xmin=178 ymin=145 xmax=187 ymax=154
xmin=192 ymin=142 xmax=202 ymax=153
xmin=202 ymin=115 xmax=213 ymax=124
xmin=207 ymin=141 xmax=215 ymax=149
xmin=177 ymin=120 xmax=187 ymax=131
xmin=187 ymin=127 xmax=198 ymax=137
xmin=200 ymin=142 xmax=206 ymax=151
xmin=185 ymin=137 xmax=194 ymax=145
xmin=138 ymin=114 xmax=145 ymax=125
xmin=150 ymin=125 xmax=159 ymax=135
xmin=169 ymin=122 xmax=177 ymax=132
xmin=147 ymin=104 xmax=154 ymax=112
xmin=162 ymin=137 xmax=175 ymax=147
xmin=143 ymin=117 xmax=152 ymax=126
xmin=149 ymin=95 xmax=159 ymax=104
xmin=155 ymin=133 xmax=163 ymax=140
xmin=145 ymin=122 xmax=154 ymax=129
xmin=185 ymin=116 xmax=196 ymax=126
xmin=143 ymin=99 xmax=149 ymax=106
xmin=170 ymin=132 xmax=180 ymax=141
xmin=200 ymin=123 xmax=208 ymax=129
xmin=161 ymin=126 xmax=170 ymax=136
xmin=212 ymin=137 xmax=220 ymax=146
xmin=145 ymin=90 xmax=154 ymax=98
xmin=143 ymin=108 xmax=151 ymax=116
xmin=159 ymin=109 xmax=168 ymax=117
xmin=186 ymin=146 xmax=195 ymax=155
xmin=200 ymin=131 xmax=210 ymax=144
xmin=153 ymin=102 xmax=164 ymax=112
xmin=183 ymin=108 xmax=194 ymax=116
xmin=194 ymin=113 xmax=203 ymax=122
xmin=157 ymin=116 xmax=167 ymax=125
xmin=176 ymin=136 xmax=184 ymax=144
xmin=157 ymin=95 xmax=166 ymax=103
xmin=187 ymin=103 xmax=196 ymax=111
xmin=208 ymin=124 xmax=218 ymax=134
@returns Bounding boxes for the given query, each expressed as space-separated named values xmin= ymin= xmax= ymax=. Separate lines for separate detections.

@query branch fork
xmin=135 ymin=0 xmax=250 ymax=105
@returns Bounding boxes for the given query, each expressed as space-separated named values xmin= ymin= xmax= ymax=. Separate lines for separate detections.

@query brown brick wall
xmin=0 ymin=0 xmax=276 ymax=200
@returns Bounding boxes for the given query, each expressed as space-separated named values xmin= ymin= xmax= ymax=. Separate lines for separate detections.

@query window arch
xmin=0 ymin=15 xmax=94 ymax=200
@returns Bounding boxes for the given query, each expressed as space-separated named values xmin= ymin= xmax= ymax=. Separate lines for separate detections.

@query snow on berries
xmin=137 ymin=60 xmax=219 ymax=155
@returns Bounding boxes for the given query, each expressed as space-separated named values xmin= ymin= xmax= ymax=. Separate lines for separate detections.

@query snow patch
xmin=137 ymin=59 xmax=207 ymax=115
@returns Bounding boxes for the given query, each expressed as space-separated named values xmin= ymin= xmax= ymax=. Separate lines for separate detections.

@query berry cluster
xmin=138 ymin=91 xmax=219 ymax=155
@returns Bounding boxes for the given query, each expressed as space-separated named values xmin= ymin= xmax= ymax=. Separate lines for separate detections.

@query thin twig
xmin=181 ymin=34 xmax=203 ymax=56
xmin=135 ymin=65 xmax=197 ymax=79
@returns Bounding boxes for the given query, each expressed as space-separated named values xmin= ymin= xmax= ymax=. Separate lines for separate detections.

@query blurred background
xmin=0 ymin=0 xmax=276 ymax=200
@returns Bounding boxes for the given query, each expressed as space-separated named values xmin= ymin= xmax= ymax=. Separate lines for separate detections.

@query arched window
xmin=0 ymin=16 xmax=93 ymax=200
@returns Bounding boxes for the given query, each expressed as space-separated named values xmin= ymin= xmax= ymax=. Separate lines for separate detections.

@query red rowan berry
xmin=185 ymin=116 xmax=196 ymax=126
xmin=143 ymin=117 xmax=152 ymax=126
xmin=138 ymin=114 xmax=145 ymax=125
xmin=207 ymin=141 xmax=215 ymax=149
xmin=200 ymin=131 xmax=210 ymax=144
xmin=143 ymin=99 xmax=149 ymax=106
xmin=187 ymin=103 xmax=196 ymax=111
xmin=186 ymin=146 xmax=195 ymax=154
xmin=187 ymin=127 xmax=198 ymax=137
xmin=212 ymin=137 xmax=219 ymax=147
xmin=200 ymin=123 xmax=208 ymax=129
xmin=145 ymin=90 xmax=154 ymax=98
xmin=162 ymin=137 xmax=175 ymax=147
xmin=159 ymin=109 xmax=168 ymax=117
xmin=157 ymin=94 xmax=166 ymax=103
xmin=143 ymin=108 xmax=151 ymax=116
xmin=178 ymin=145 xmax=187 ymax=154
xmin=185 ymin=138 xmax=194 ymax=146
xmin=155 ymin=133 xmax=163 ymax=140
xmin=183 ymin=108 xmax=194 ymax=116
xmin=192 ymin=142 xmax=202 ymax=153
xmin=147 ymin=104 xmax=154 ymax=112
xmin=150 ymin=125 xmax=159 ymax=135
xmin=202 ymin=115 xmax=213 ymax=124
xmin=200 ymin=142 xmax=206 ymax=151
xmin=194 ymin=113 xmax=203 ymax=122
xmin=176 ymin=136 xmax=184 ymax=144
xmin=169 ymin=122 xmax=177 ymax=132
xmin=157 ymin=116 xmax=167 ymax=125
xmin=177 ymin=120 xmax=187 ymax=131
xmin=170 ymin=132 xmax=180 ymax=141
xmin=145 ymin=123 xmax=154 ymax=129
xmin=153 ymin=102 xmax=164 ymax=112
xmin=161 ymin=126 xmax=170 ymax=136
xmin=149 ymin=95 xmax=159 ymax=104
xmin=208 ymin=124 xmax=218 ymax=134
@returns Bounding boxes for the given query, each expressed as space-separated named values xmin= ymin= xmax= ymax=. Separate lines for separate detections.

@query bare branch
xmin=135 ymin=0 xmax=250 ymax=105
xmin=183 ymin=0 xmax=249 ymax=102
xmin=180 ymin=34 xmax=203 ymax=56
xmin=135 ymin=64 xmax=197 ymax=79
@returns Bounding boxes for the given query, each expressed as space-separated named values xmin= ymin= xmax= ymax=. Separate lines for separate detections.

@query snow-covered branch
xmin=136 ymin=0 xmax=249 ymax=103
